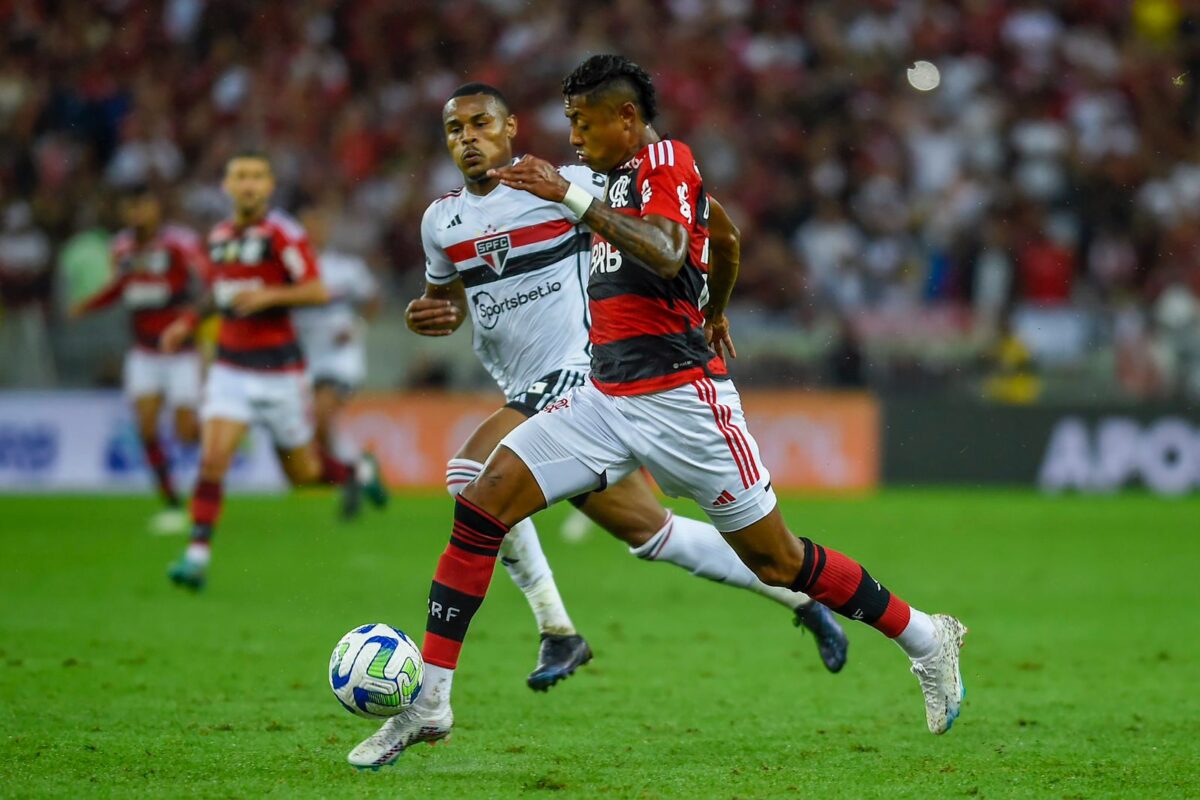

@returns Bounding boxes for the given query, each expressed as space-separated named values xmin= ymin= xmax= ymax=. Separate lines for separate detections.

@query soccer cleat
xmin=148 ymin=508 xmax=189 ymax=536
xmin=339 ymin=474 xmax=363 ymax=520
xmin=346 ymin=703 xmax=453 ymax=769
xmin=527 ymin=633 xmax=593 ymax=691
xmin=341 ymin=455 xmax=388 ymax=520
xmin=910 ymin=613 xmax=968 ymax=734
xmin=359 ymin=454 xmax=389 ymax=509
xmin=167 ymin=557 xmax=206 ymax=591
xmin=793 ymin=602 xmax=849 ymax=673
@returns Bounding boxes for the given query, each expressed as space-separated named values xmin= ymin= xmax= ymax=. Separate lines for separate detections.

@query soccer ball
xmin=329 ymin=623 xmax=424 ymax=719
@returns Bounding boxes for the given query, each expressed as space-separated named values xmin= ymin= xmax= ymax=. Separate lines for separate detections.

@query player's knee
xmin=445 ymin=458 xmax=483 ymax=498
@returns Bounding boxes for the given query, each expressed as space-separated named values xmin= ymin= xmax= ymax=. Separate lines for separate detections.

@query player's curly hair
xmin=562 ymin=54 xmax=658 ymax=122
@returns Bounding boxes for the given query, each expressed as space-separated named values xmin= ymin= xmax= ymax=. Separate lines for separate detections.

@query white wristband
xmin=562 ymin=182 xmax=594 ymax=218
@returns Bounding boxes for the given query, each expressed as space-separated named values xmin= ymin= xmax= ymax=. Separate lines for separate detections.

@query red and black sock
xmin=190 ymin=479 xmax=223 ymax=543
xmin=319 ymin=451 xmax=352 ymax=486
xmin=791 ymin=537 xmax=911 ymax=637
xmin=144 ymin=440 xmax=179 ymax=507
xmin=422 ymin=496 xmax=510 ymax=669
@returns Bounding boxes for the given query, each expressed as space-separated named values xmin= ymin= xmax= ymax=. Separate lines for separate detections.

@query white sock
xmin=499 ymin=519 xmax=576 ymax=635
xmin=185 ymin=541 xmax=211 ymax=567
xmin=445 ymin=457 xmax=575 ymax=636
xmin=630 ymin=513 xmax=813 ymax=611
xmin=895 ymin=609 xmax=939 ymax=659
xmin=416 ymin=663 xmax=454 ymax=711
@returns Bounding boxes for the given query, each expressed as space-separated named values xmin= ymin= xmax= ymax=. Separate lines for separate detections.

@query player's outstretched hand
xmin=704 ymin=310 xmax=737 ymax=361
xmin=406 ymin=298 xmax=463 ymax=336
xmin=488 ymin=156 xmax=568 ymax=202
xmin=159 ymin=317 xmax=192 ymax=353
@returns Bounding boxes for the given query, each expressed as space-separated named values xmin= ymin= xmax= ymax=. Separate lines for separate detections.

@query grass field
xmin=1 ymin=490 xmax=1198 ymax=799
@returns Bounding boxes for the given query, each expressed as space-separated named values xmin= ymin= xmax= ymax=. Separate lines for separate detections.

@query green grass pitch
xmin=1 ymin=490 xmax=1198 ymax=799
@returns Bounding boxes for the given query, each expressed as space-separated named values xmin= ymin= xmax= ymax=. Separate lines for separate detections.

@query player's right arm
xmin=70 ymin=241 xmax=127 ymax=319
xmin=406 ymin=280 xmax=467 ymax=337
xmin=407 ymin=202 xmax=468 ymax=337
xmin=160 ymin=236 xmax=216 ymax=353
xmin=70 ymin=276 xmax=124 ymax=319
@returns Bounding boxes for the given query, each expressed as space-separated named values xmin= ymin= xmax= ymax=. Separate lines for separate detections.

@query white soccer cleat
xmin=910 ymin=614 xmax=968 ymax=734
xmin=346 ymin=703 xmax=453 ymax=769
xmin=148 ymin=508 xmax=189 ymax=536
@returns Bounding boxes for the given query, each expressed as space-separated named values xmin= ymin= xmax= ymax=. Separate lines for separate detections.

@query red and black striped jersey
xmin=587 ymin=138 xmax=727 ymax=396
xmin=205 ymin=210 xmax=318 ymax=372
xmin=82 ymin=224 xmax=205 ymax=350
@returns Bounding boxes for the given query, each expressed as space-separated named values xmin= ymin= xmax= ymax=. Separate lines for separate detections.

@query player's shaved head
xmin=442 ymin=85 xmax=518 ymax=193
xmin=562 ymin=54 xmax=657 ymax=123
xmin=448 ymin=83 xmax=511 ymax=116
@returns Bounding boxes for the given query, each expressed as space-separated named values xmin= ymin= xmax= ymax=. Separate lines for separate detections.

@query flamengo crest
xmin=476 ymin=234 xmax=512 ymax=274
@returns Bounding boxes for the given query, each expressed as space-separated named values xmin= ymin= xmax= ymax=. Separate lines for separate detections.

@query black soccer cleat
xmin=527 ymin=633 xmax=593 ymax=691
xmin=794 ymin=602 xmax=849 ymax=673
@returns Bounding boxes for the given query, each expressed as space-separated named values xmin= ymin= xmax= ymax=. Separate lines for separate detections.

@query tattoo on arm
xmin=582 ymin=203 xmax=686 ymax=279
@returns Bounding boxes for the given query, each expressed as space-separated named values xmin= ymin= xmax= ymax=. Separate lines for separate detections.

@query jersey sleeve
xmin=274 ymin=226 xmax=319 ymax=284
xmin=637 ymin=140 xmax=701 ymax=228
xmin=421 ymin=203 xmax=459 ymax=285
xmin=556 ymin=165 xmax=607 ymax=223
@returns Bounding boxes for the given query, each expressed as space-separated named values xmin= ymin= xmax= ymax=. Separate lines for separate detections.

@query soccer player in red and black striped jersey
xmin=347 ymin=56 xmax=969 ymax=768
xmin=71 ymin=185 xmax=205 ymax=533
xmin=407 ymin=83 xmax=845 ymax=694
xmin=159 ymin=151 xmax=387 ymax=590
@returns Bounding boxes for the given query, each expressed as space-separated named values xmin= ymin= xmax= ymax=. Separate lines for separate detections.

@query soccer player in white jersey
xmin=348 ymin=59 xmax=968 ymax=767
xmin=293 ymin=204 xmax=380 ymax=471
xmin=402 ymin=82 xmax=846 ymax=692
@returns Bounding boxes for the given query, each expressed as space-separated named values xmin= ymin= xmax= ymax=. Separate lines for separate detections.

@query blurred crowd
xmin=2 ymin=0 xmax=1200 ymax=399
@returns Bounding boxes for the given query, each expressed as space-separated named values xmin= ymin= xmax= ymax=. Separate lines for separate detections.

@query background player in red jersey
xmin=71 ymin=185 xmax=205 ymax=534
xmin=160 ymin=152 xmax=386 ymax=590
xmin=348 ymin=55 xmax=967 ymax=768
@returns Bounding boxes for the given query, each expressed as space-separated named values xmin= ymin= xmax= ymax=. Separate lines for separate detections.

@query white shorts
xmin=201 ymin=362 xmax=314 ymax=450
xmin=305 ymin=345 xmax=366 ymax=393
xmin=124 ymin=349 xmax=202 ymax=409
xmin=501 ymin=377 xmax=777 ymax=533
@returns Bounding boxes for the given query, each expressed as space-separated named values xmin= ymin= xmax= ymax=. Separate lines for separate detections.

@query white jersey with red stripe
xmin=421 ymin=163 xmax=607 ymax=400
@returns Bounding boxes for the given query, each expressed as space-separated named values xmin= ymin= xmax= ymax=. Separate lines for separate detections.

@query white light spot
xmin=906 ymin=60 xmax=941 ymax=92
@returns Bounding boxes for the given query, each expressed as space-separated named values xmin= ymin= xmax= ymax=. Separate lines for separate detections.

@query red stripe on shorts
xmin=694 ymin=379 xmax=752 ymax=489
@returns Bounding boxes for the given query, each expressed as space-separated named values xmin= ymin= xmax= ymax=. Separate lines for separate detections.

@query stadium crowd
xmin=1 ymin=0 xmax=1199 ymax=399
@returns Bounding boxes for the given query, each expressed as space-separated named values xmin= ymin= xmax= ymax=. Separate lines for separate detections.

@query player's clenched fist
xmin=488 ymin=156 xmax=568 ymax=202
xmin=159 ymin=316 xmax=193 ymax=353
xmin=406 ymin=298 xmax=464 ymax=336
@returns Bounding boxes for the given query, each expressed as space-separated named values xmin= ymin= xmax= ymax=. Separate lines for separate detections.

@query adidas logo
xmin=712 ymin=490 xmax=736 ymax=507
xmin=446 ymin=214 xmax=462 ymax=228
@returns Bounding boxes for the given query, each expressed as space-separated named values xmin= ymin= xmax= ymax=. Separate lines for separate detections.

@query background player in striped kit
xmin=404 ymin=83 xmax=847 ymax=692
xmin=159 ymin=152 xmax=387 ymax=591
xmin=71 ymin=184 xmax=205 ymax=535
xmin=348 ymin=58 xmax=967 ymax=768
xmin=293 ymin=203 xmax=381 ymax=470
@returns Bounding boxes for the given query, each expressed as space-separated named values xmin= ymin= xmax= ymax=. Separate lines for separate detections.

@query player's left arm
xmin=490 ymin=156 xmax=687 ymax=279
xmin=703 ymin=193 xmax=739 ymax=360
xmin=231 ymin=232 xmax=330 ymax=316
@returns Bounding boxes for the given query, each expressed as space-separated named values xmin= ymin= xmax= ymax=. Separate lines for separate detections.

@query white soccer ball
xmin=329 ymin=623 xmax=424 ymax=719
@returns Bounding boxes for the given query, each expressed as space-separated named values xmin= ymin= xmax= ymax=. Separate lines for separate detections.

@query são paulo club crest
xmin=475 ymin=234 xmax=512 ymax=275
